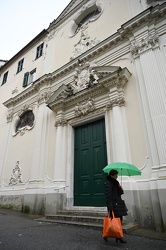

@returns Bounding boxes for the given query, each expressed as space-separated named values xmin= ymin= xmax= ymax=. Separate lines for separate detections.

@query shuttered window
xmin=36 ymin=43 xmax=44 ymax=59
xmin=17 ymin=58 xmax=24 ymax=73
xmin=1 ymin=71 xmax=8 ymax=85
xmin=22 ymin=69 xmax=36 ymax=87
xmin=22 ymin=72 xmax=29 ymax=87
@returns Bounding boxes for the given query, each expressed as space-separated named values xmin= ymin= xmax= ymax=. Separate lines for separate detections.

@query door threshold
xmin=65 ymin=206 xmax=107 ymax=212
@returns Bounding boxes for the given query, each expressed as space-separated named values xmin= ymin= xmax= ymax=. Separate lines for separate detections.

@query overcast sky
xmin=0 ymin=0 xmax=71 ymax=60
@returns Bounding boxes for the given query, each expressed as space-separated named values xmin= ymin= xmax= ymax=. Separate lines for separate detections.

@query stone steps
xmin=36 ymin=209 xmax=139 ymax=233
xmin=45 ymin=214 xmax=104 ymax=224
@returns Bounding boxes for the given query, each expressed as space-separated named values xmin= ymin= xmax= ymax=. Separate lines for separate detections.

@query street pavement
xmin=0 ymin=209 xmax=166 ymax=250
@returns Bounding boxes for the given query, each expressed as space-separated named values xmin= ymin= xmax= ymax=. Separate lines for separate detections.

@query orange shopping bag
xmin=102 ymin=211 xmax=123 ymax=238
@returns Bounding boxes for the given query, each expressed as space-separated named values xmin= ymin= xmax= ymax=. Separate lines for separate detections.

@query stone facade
xmin=0 ymin=0 xmax=166 ymax=231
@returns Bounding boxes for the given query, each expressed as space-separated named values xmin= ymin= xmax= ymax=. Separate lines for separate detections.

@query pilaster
xmin=0 ymin=122 xmax=13 ymax=187
xmin=30 ymin=102 xmax=50 ymax=183
xmin=54 ymin=113 xmax=68 ymax=182
xmin=131 ymin=31 xmax=166 ymax=172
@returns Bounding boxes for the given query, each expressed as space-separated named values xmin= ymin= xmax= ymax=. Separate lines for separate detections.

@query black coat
xmin=105 ymin=175 xmax=128 ymax=217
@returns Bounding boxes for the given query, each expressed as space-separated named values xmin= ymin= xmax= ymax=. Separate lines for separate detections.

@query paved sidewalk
xmin=129 ymin=227 xmax=166 ymax=241
xmin=4 ymin=208 xmax=165 ymax=241
xmin=0 ymin=208 xmax=166 ymax=250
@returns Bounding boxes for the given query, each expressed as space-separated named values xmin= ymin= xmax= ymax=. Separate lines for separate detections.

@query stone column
xmin=105 ymin=71 xmax=132 ymax=163
xmin=131 ymin=32 xmax=166 ymax=174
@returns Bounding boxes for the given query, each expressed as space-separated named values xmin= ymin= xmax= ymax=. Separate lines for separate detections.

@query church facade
xmin=0 ymin=0 xmax=166 ymax=231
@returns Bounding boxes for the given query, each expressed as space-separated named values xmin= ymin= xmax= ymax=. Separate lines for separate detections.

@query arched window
xmin=16 ymin=110 xmax=34 ymax=132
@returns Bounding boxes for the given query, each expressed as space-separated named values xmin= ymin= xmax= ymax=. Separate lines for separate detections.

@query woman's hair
xmin=109 ymin=169 xmax=118 ymax=176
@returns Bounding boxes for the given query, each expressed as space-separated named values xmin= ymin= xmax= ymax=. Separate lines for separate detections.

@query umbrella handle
xmin=121 ymin=168 xmax=122 ymax=186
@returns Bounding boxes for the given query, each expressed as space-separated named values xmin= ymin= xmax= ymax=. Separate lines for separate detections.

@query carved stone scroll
xmin=9 ymin=161 xmax=22 ymax=185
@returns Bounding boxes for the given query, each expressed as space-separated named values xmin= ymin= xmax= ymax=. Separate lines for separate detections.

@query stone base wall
xmin=45 ymin=193 xmax=66 ymax=214
xmin=0 ymin=192 xmax=66 ymax=216
xmin=0 ymin=195 xmax=23 ymax=211
xmin=124 ymin=180 xmax=166 ymax=232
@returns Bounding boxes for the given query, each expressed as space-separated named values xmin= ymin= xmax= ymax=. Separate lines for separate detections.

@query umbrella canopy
xmin=103 ymin=162 xmax=141 ymax=176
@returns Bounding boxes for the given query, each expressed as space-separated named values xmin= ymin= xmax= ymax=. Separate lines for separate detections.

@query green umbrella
xmin=103 ymin=162 xmax=141 ymax=176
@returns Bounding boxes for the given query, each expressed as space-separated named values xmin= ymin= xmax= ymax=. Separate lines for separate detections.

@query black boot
xmin=103 ymin=237 xmax=108 ymax=242
xmin=116 ymin=238 xmax=127 ymax=243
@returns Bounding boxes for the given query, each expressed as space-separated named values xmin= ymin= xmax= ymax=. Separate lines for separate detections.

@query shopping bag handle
xmin=108 ymin=211 xmax=115 ymax=219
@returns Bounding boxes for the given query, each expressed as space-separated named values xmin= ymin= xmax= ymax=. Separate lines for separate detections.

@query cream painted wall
xmin=47 ymin=0 xmax=144 ymax=71
xmin=3 ymin=126 xmax=36 ymax=185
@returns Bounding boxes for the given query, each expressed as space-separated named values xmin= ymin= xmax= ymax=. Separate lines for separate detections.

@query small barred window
xmin=16 ymin=110 xmax=34 ymax=132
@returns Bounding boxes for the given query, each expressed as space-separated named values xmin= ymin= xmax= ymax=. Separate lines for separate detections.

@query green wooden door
xmin=74 ymin=119 xmax=107 ymax=206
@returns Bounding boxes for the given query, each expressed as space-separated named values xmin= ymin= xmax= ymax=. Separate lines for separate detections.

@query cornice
xmin=47 ymin=81 xmax=105 ymax=113
xmin=100 ymin=68 xmax=131 ymax=88
xmin=3 ymin=86 xmax=37 ymax=109
xmin=48 ymin=0 xmax=87 ymax=32
xmin=3 ymin=77 xmax=52 ymax=109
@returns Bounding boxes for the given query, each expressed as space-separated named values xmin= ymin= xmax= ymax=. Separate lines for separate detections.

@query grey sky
xmin=0 ymin=0 xmax=71 ymax=60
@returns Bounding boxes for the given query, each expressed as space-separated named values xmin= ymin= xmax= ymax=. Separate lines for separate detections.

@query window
xmin=77 ymin=9 xmax=101 ymax=29
xmin=36 ymin=43 xmax=44 ymax=59
xmin=22 ymin=69 xmax=36 ymax=87
xmin=29 ymin=69 xmax=36 ymax=83
xmin=1 ymin=71 xmax=8 ymax=85
xmin=17 ymin=58 xmax=24 ymax=73
xmin=68 ymin=4 xmax=102 ymax=37
xmin=15 ymin=110 xmax=34 ymax=132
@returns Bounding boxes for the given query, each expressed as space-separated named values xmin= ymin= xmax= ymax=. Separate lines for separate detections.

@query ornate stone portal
xmin=46 ymin=66 xmax=131 ymax=119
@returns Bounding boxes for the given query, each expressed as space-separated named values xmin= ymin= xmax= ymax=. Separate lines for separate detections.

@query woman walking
xmin=104 ymin=169 xmax=128 ymax=243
